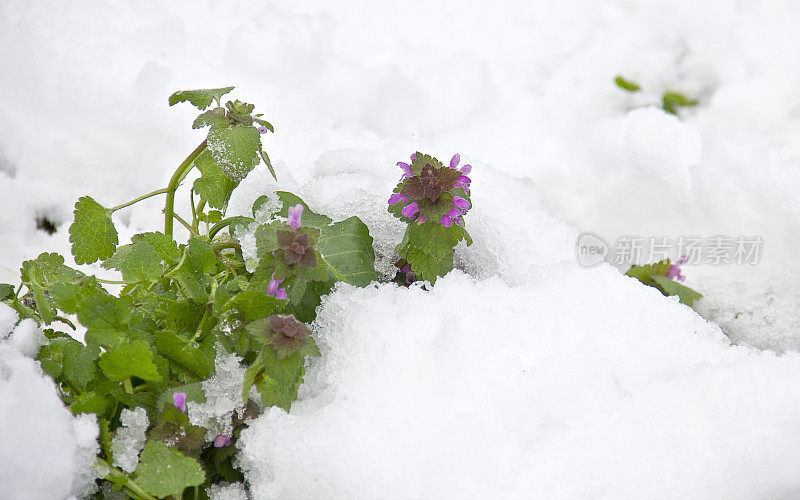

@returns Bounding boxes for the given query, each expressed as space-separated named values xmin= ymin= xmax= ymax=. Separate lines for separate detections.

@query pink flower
xmin=397 ymin=162 xmax=412 ymax=179
xmin=267 ymin=274 xmax=288 ymax=300
xmin=173 ymin=392 xmax=187 ymax=413
xmin=388 ymin=193 xmax=408 ymax=205
xmin=258 ymin=126 xmax=269 ymax=134
xmin=401 ymin=202 xmax=420 ymax=218
xmin=450 ymin=153 xmax=461 ymax=169
xmin=213 ymin=434 xmax=232 ymax=447
xmin=287 ymin=204 xmax=303 ymax=231
xmin=665 ymin=255 xmax=688 ymax=282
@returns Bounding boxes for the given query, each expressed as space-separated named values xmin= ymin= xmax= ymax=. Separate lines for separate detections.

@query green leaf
xmin=651 ymin=275 xmax=703 ymax=308
xmin=662 ymin=91 xmax=698 ymax=115
xmin=61 ymin=340 xmax=100 ymax=389
xmin=401 ymin=246 xmax=454 ymax=284
xmin=69 ymin=391 xmax=114 ymax=416
xmin=0 ymin=283 xmax=14 ymax=301
xmin=131 ymin=232 xmax=181 ymax=265
xmin=30 ymin=281 xmax=55 ymax=323
xmin=153 ymin=330 xmax=212 ymax=381
xmin=109 ymin=241 xmax=163 ymax=283
xmin=193 ymin=150 xmax=239 ymax=209
xmin=614 ymin=76 xmax=641 ymax=92
xmin=134 ymin=441 xmax=205 ymax=499
xmin=256 ymin=349 xmax=306 ymax=411
xmin=260 ymin=150 xmax=277 ymax=180
xmin=192 ymin=107 xmax=227 ymax=129
xmin=98 ymin=340 xmax=162 ymax=382
xmin=317 ymin=216 xmax=377 ymax=287
xmin=69 ymin=196 xmax=118 ymax=264
xmin=242 ymin=353 xmax=266 ymax=402
xmin=168 ymin=86 xmax=235 ymax=110
xmin=76 ymin=293 xmax=130 ymax=348
xmin=207 ymin=123 xmax=262 ymax=182
xmin=21 ymin=252 xmax=84 ymax=285
xmin=276 ymin=192 xmax=332 ymax=228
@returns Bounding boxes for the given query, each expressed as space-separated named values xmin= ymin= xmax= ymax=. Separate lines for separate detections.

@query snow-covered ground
xmin=3 ymin=0 xmax=800 ymax=497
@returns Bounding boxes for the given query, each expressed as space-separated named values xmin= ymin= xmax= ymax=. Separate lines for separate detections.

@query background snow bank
xmin=0 ymin=338 xmax=98 ymax=498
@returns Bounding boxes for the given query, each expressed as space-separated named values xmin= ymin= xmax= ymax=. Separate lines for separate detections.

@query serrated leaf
xmin=193 ymin=150 xmax=239 ymax=209
xmin=62 ymin=340 xmax=99 ymax=389
xmin=257 ymin=349 xmax=306 ymax=411
xmin=207 ymin=124 xmax=261 ymax=182
xmin=318 ymin=216 xmax=377 ymax=286
xmin=614 ymin=76 xmax=641 ymax=92
xmin=77 ymin=293 xmax=130 ymax=348
xmin=169 ymin=86 xmax=235 ymax=110
xmin=98 ymin=340 xmax=161 ymax=383
xmin=0 ymin=283 xmax=13 ymax=301
xmin=70 ymin=196 xmax=118 ymax=264
xmin=117 ymin=242 xmax=163 ymax=283
xmin=21 ymin=252 xmax=84 ymax=285
xmin=132 ymin=232 xmax=181 ymax=265
xmin=153 ymin=330 xmax=212 ymax=381
xmin=401 ymin=245 xmax=454 ymax=284
xmin=192 ymin=107 xmax=227 ymax=129
xmin=134 ymin=441 xmax=205 ymax=499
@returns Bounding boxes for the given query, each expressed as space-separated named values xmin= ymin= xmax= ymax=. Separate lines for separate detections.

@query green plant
xmin=1 ymin=86 xmax=378 ymax=498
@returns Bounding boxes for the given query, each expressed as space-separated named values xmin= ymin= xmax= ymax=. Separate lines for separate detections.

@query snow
xmin=188 ymin=351 xmax=248 ymax=442
xmin=111 ymin=407 xmax=149 ymax=473
xmin=6 ymin=318 xmax=47 ymax=358
xmin=1 ymin=0 xmax=800 ymax=497
xmin=0 ymin=344 xmax=98 ymax=498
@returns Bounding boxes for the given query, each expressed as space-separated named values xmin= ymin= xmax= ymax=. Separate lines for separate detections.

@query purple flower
xmin=460 ymin=164 xmax=472 ymax=175
xmin=417 ymin=215 xmax=428 ymax=224
xmin=267 ymin=274 xmax=288 ymax=300
xmin=454 ymin=175 xmax=471 ymax=189
xmin=450 ymin=153 xmax=460 ymax=169
xmin=173 ymin=392 xmax=187 ymax=413
xmin=401 ymin=264 xmax=416 ymax=284
xmin=402 ymin=202 xmax=419 ymax=218
xmin=447 ymin=207 xmax=462 ymax=218
xmin=213 ymin=434 xmax=232 ymax=448
xmin=665 ymin=256 xmax=688 ymax=282
xmin=410 ymin=153 xmax=417 ymax=160
xmin=397 ymin=162 xmax=412 ymax=179
xmin=287 ymin=204 xmax=304 ymax=231
xmin=453 ymin=196 xmax=470 ymax=211
xmin=258 ymin=126 xmax=269 ymax=134
xmin=388 ymin=193 xmax=408 ymax=205
xmin=455 ymin=216 xmax=464 ymax=226
xmin=441 ymin=215 xmax=453 ymax=227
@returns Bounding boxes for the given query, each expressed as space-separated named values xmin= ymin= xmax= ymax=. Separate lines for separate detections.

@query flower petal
xmin=388 ymin=193 xmax=408 ymax=205
xmin=453 ymin=196 xmax=470 ymax=211
xmin=287 ymin=204 xmax=304 ymax=231
xmin=173 ymin=392 xmax=187 ymax=413
xmin=441 ymin=215 xmax=452 ymax=227
xmin=450 ymin=153 xmax=460 ymax=169
xmin=401 ymin=202 xmax=419 ymax=218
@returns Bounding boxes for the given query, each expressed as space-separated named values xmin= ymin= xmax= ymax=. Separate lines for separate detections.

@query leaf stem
xmin=97 ymin=458 xmax=157 ymax=500
xmin=95 ymin=278 xmax=127 ymax=285
xmin=165 ymin=140 xmax=207 ymax=239
xmin=111 ymin=188 xmax=171 ymax=213
xmin=123 ymin=378 xmax=134 ymax=394
xmin=173 ymin=213 xmax=198 ymax=236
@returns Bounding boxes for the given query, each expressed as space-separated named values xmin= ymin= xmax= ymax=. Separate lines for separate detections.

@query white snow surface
xmin=0 ymin=344 xmax=99 ymax=499
xmin=1 ymin=0 xmax=800 ymax=498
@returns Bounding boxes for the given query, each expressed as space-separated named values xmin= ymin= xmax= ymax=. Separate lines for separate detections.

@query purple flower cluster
xmin=665 ymin=255 xmax=688 ymax=282
xmin=389 ymin=153 xmax=472 ymax=226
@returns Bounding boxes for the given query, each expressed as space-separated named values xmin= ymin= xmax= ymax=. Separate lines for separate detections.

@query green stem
xmin=97 ymin=458 xmax=157 ymax=500
xmin=193 ymin=199 xmax=207 ymax=232
xmin=165 ymin=140 xmax=207 ymax=239
xmin=208 ymin=217 xmax=240 ymax=240
xmin=123 ymin=378 xmax=134 ymax=394
xmin=111 ymin=188 xmax=170 ymax=213
xmin=211 ymin=240 xmax=241 ymax=251
xmin=173 ymin=213 xmax=198 ymax=236
xmin=95 ymin=278 xmax=127 ymax=285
